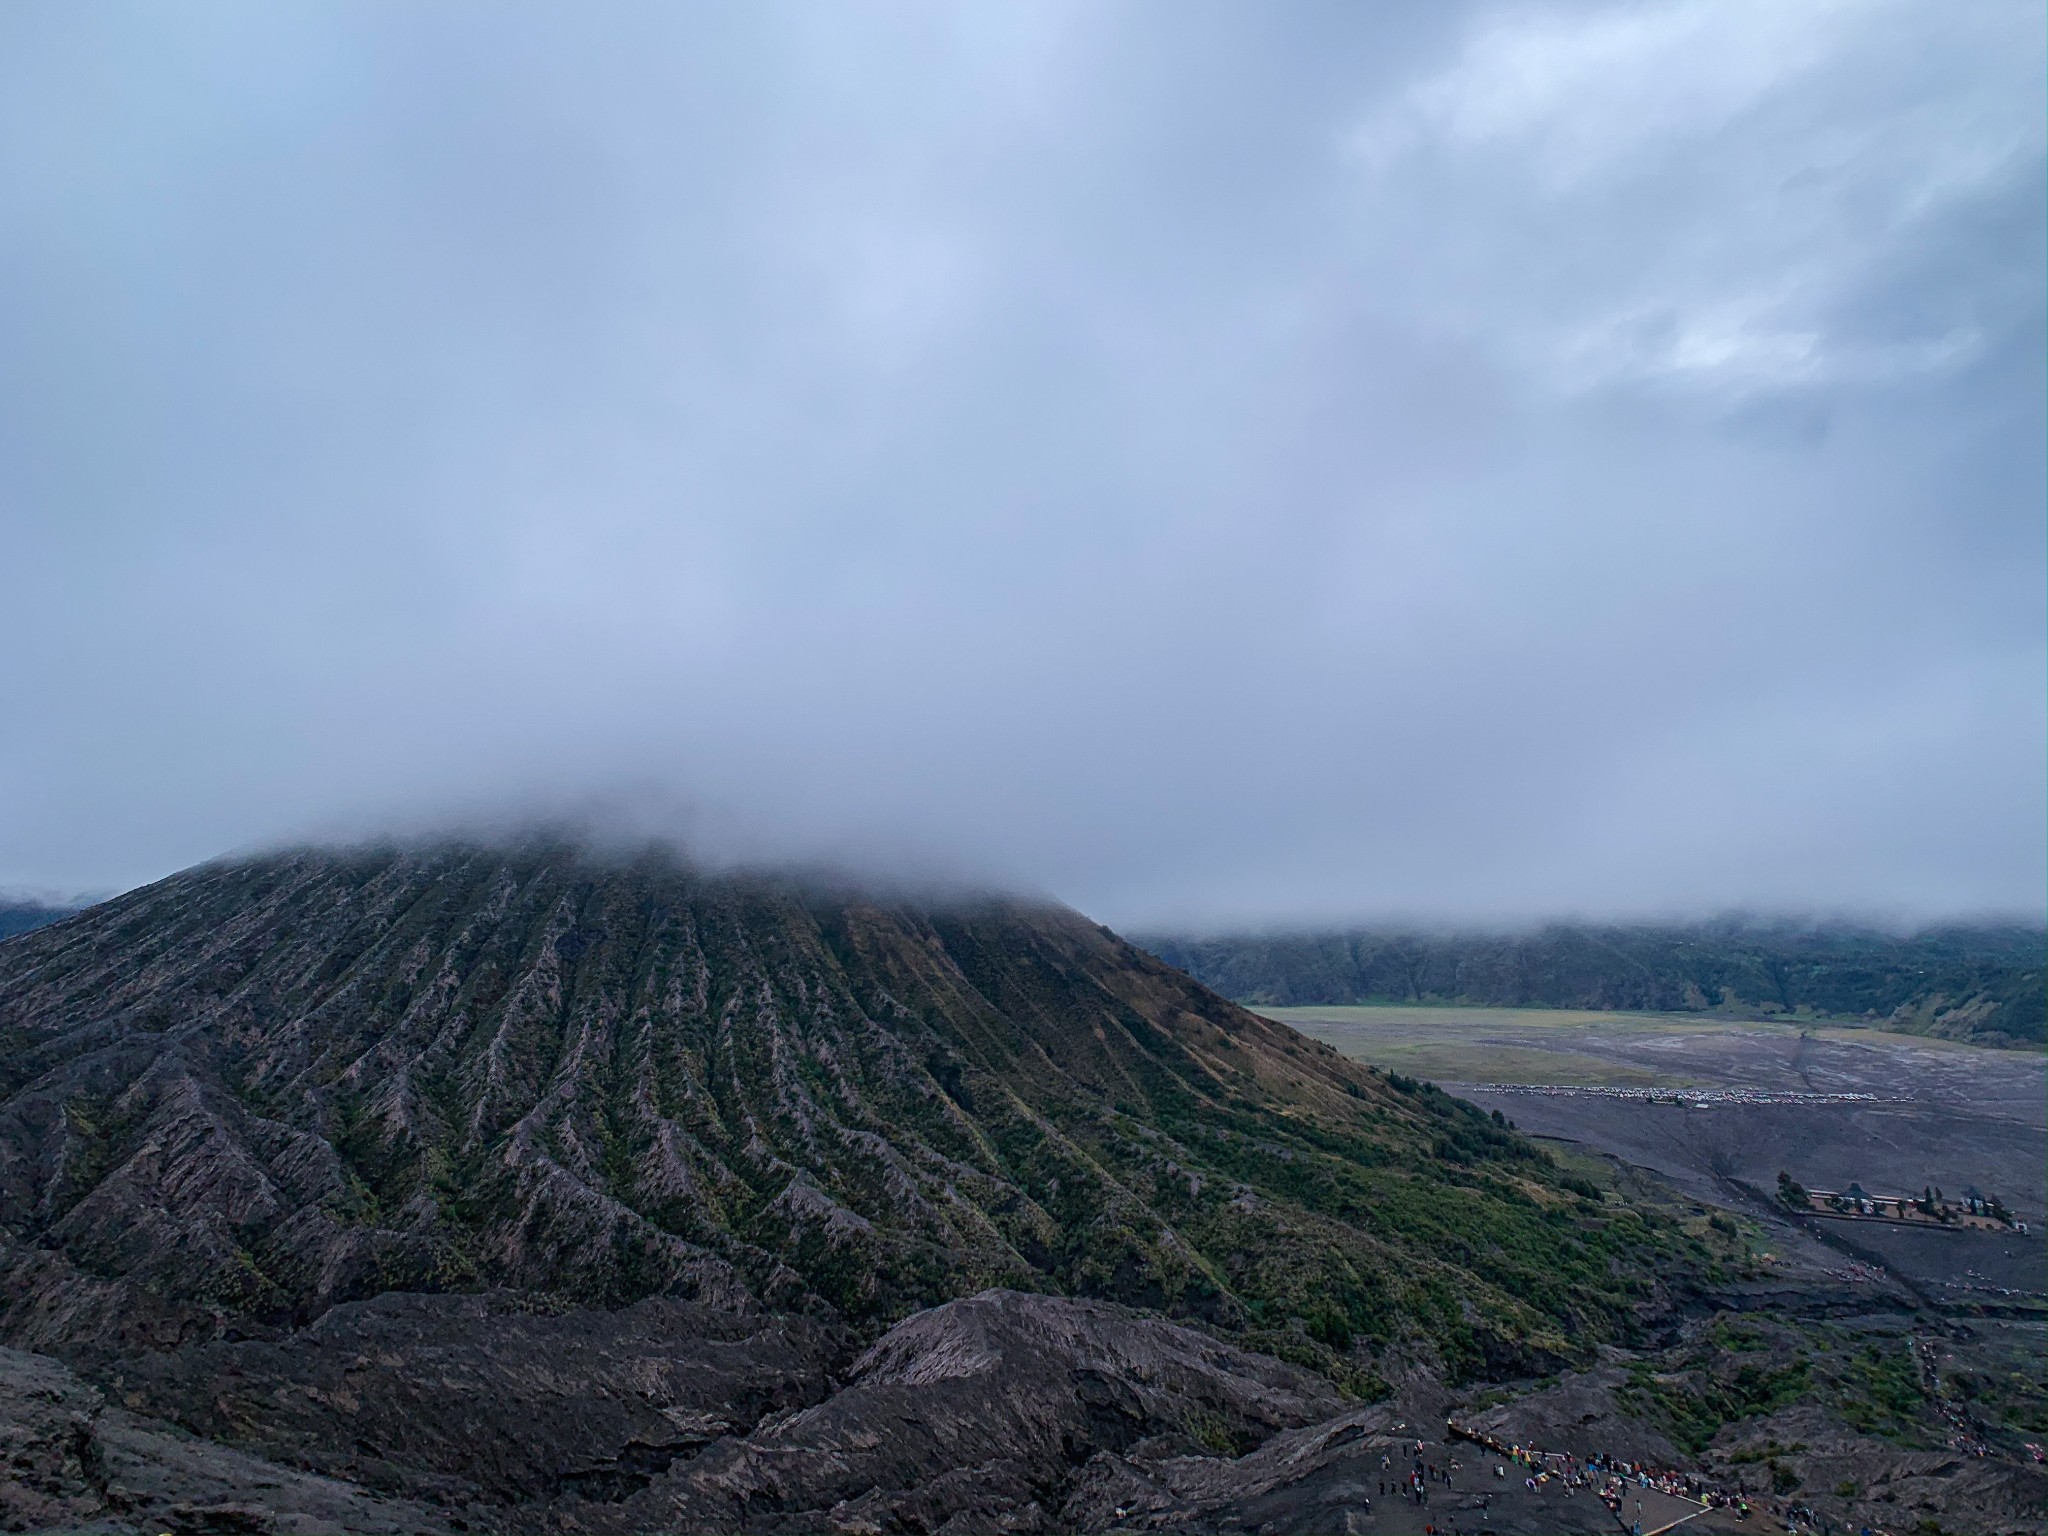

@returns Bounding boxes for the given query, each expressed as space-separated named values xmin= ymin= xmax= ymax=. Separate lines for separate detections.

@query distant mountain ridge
xmin=1135 ymin=919 xmax=2046 ymax=1046
xmin=0 ymin=901 xmax=77 ymax=942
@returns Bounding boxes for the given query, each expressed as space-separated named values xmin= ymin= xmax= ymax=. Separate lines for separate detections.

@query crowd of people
xmin=1446 ymin=1418 xmax=1762 ymax=1528
xmin=1914 ymin=1335 xmax=1997 ymax=1459
xmin=1374 ymin=1438 xmax=1458 ymax=1509
xmin=1439 ymin=1419 xmax=1963 ymax=1534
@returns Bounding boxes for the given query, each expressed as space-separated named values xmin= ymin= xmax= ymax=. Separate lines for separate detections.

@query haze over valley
xmin=1 ymin=4 xmax=2042 ymax=1534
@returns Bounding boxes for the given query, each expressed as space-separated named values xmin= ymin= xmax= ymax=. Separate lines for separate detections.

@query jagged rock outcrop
xmin=113 ymin=1290 xmax=844 ymax=1507
xmin=0 ymin=1290 xmax=1356 ymax=1536
xmin=609 ymin=1288 xmax=1347 ymax=1533
xmin=0 ymin=1343 xmax=449 ymax=1535
xmin=1060 ymin=1404 xmax=1407 ymax=1535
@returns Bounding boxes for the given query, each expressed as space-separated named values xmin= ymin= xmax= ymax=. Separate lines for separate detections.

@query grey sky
xmin=2 ymin=1 xmax=2042 ymax=928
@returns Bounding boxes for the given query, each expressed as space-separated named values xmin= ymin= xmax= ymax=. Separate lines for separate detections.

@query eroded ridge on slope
xmin=0 ymin=843 xmax=1707 ymax=1381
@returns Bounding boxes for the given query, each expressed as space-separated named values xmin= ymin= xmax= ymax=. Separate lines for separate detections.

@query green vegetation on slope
xmin=0 ymin=844 xmax=1736 ymax=1387
xmin=1623 ymin=1317 xmax=1937 ymax=1456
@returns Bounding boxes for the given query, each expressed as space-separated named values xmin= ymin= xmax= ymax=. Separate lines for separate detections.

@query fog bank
xmin=1 ymin=1 xmax=2041 ymax=927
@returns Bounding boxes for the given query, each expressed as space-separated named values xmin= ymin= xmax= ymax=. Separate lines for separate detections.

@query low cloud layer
xmin=2 ymin=1 xmax=2041 ymax=927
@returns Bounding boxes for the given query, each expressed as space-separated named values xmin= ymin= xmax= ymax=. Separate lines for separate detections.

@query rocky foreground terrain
xmin=0 ymin=842 xmax=2041 ymax=1534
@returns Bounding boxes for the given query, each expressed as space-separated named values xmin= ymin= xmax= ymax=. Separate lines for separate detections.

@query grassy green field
xmin=1256 ymin=1004 xmax=1721 ymax=1086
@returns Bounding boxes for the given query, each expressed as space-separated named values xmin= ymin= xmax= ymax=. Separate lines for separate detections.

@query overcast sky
xmin=2 ymin=1 xmax=2042 ymax=928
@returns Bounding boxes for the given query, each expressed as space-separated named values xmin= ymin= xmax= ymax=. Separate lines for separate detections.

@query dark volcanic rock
xmin=1461 ymin=1362 xmax=1683 ymax=1467
xmin=1 ymin=1289 xmax=1352 ymax=1536
xmin=118 ymin=1290 xmax=844 ymax=1505
xmin=0 ymin=1344 xmax=105 ymax=1532
xmin=1711 ymin=1404 xmax=2048 ymax=1535
xmin=1062 ymin=1406 xmax=1403 ymax=1536
xmin=0 ymin=1343 xmax=449 ymax=1535
xmin=611 ymin=1289 xmax=1347 ymax=1534
xmin=1062 ymin=1406 xmax=1648 ymax=1536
